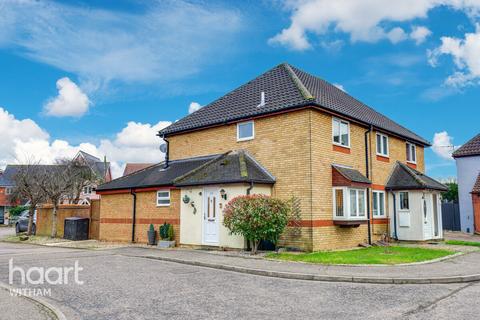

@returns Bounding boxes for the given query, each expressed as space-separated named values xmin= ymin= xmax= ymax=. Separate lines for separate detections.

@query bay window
xmin=333 ymin=187 xmax=367 ymax=220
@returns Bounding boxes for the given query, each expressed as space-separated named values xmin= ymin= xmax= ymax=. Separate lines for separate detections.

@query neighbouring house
xmin=97 ymin=63 xmax=446 ymax=250
xmin=123 ymin=163 xmax=155 ymax=176
xmin=72 ymin=151 xmax=112 ymax=204
xmin=453 ymin=133 xmax=480 ymax=234
xmin=0 ymin=167 xmax=17 ymax=224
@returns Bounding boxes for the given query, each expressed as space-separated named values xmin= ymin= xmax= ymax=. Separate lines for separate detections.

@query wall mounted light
xmin=220 ymin=189 xmax=227 ymax=200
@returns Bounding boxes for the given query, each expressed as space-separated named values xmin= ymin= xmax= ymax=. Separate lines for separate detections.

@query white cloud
xmin=429 ymin=25 xmax=480 ymax=87
xmin=0 ymin=107 xmax=171 ymax=178
xmin=432 ymin=131 xmax=458 ymax=160
xmin=410 ymin=26 xmax=432 ymax=44
xmin=188 ymin=102 xmax=203 ymax=114
xmin=0 ymin=0 xmax=242 ymax=90
xmin=333 ymin=83 xmax=346 ymax=92
xmin=387 ymin=27 xmax=408 ymax=44
xmin=44 ymin=77 xmax=90 ymax=117
xmin=269 ymin=0 xmax=480 ymax=50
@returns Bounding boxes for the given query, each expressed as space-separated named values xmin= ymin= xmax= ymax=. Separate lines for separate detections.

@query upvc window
xmin=373 ymin=191 xmax=386 ymax=217
xmin=376 ymin=133 xmax=389 ymax=157
xmin=5 ymin=187 xmax=12 ymax=195
xmin=406 ymin=142 xmax=416 ymax=163
xmin=333 ymin=187 xmax=367 ymax=219
xmin=157 ymin=190 xmax=171 ymax=207
xmin=332 ymin=118 xmax=350 ymax=147
xmin=83 ymin=186 xmax=92 ymax=195
xmin=237 ymin=121 xmax=254 ymax=141
xmin=399 ymin=192 xmax=409 ymax=210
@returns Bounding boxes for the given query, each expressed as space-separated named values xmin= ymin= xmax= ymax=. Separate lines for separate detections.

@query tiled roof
xmin=159 ymin=63 xmax=430 ymax=146
xmin=123 ymin=163 xmax=155 ymax=176
xmin=332 ymin=165 xmax=371 ymax=184
xmin=452 ymin=133 xmax=480 ymax=158
xmin=174 ymin=150 xmax=275 ymax=187
xmin=97 ymin=151 xmax=275 ymax=191
xmin=385 ymin=162 xmax=447 ymax=191
xmin=96 ymin=155 xmax=217 ymax=191
xmin=472 ymin=174 xmax=480 ymax=194
xmin=0 ymin=165 xmax=70 ymax=187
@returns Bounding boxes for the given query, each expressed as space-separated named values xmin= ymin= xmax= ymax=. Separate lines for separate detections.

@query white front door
xmin=203 ymin=187 xmax=219 ymax=245
xmin=423 ymin=194 xmax=433 ymax=239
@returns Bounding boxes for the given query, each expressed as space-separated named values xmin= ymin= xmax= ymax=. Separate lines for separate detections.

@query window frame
xmin=5 ymin=187 xmax=12 ymax=195
xmin=372 ymin=190 xmax=386 ymax=217
xmin=332 ymin=117 xmax=350 ymax=148
xmin=399 ymin=192 xmax=410 ymax=211
xmin=236 ymin=121 xmax=255 ymax=142
xmin=406 ymin=142 xmax=417 ymax=164
xmin=376 ymin=133 xmax=389 ymax=157
xmin=332 ymin=187 xmax=367 ymax=220
xmin=156 ymin=190 xmax=171 ymax=207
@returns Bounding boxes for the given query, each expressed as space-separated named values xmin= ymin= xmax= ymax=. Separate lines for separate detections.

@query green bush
xmin=167 ymin=224 xmax=174 ymax=241
xmin=9 ymin=206 xmax=28 ymax=217
xmin=149 ymin=223 xmax=154 ymax=232
xmin=223 ymin=195 xmax=291 ymax=254
xmin=159 ymin=222 xmax=170 ymax=240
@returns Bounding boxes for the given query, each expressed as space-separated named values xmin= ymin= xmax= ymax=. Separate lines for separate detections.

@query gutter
xmin=130 ymin=189 xmax=137 ymax=243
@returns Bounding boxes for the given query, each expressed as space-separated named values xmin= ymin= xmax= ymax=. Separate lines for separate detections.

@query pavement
xmin=0 ymin=241 xmax=479 ymax=320
xmin=445 ymin=230 xmax=480 ymax=242
xmin=0 ymin=286 xmax=58 ymax=320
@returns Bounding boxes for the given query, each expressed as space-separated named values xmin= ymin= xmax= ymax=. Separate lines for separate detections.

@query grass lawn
xmin=445 ymin=240 xmax=480 ymax=247
xmin=266 ymin=246 xmax=454 ymax=265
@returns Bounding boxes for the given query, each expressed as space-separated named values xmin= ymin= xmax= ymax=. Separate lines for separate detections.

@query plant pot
xmin=158 ymin=240 xmax=176 ymax=248
xmin=147 ymin=230 xmax=157 ymax=245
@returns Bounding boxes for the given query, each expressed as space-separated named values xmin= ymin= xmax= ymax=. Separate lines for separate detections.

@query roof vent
xmin=256 ymin=91 xmax=265 ymax=108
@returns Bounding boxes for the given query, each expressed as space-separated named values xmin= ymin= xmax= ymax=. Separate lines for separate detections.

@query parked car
xmin=15 ymin=210 xmax=36 ymax=235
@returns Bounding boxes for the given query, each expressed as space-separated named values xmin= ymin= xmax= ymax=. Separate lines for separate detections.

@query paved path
xmin=0 ymin=242 xmax=479 ymax=319
xmin=0 ymin=287 xmax=57 ymax=320
xmin=445 ymin=231 xmax=480 ymax=242
xmin=113 ymin=246 xmax=480 ymax=283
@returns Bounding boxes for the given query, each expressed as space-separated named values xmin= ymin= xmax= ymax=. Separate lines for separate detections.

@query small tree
xmin=223 ymin=195 xmax=291 ymax=254
xmin=442 ymin=182 xmax=459 ymax=203
xmin=56 ymin=158 xmax=94 ymax=204
xmin=39 ymin=165 xmax=74 ymax=238
xmin=10 ymin=163 xmax=47 ymax=235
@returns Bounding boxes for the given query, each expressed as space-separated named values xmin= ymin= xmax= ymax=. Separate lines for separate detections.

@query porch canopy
xmin=385 ymin=162 xmax=447 ymax=192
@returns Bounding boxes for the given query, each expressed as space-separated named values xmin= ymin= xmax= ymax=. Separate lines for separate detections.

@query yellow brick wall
xmin=168 ymin=109 xmax=314 ymax=250
xmin=167 ymin=108 xmax=425 ymax=251
xmin=99 ymin=190 xmax=180 ymax=244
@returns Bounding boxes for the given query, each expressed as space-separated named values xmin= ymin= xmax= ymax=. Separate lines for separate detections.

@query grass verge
xmin=266 ymin=246 xmax=454 ymax=265
xmin=445 ymin=240 xmax=480 ymax=247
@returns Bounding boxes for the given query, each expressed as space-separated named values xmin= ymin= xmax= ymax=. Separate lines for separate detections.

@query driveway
xmin=0 ymin=242 xmax=479 ymax=319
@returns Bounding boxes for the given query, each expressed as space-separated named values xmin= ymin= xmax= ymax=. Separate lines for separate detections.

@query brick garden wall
xmin=99 ymin=189 xmax=180 ymax=244
xmin=36 ymin=204 xmax=92 ymax=238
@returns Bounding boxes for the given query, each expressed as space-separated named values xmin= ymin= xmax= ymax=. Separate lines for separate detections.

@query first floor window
xmin=157 ymin=190 xmax=171 ymax=206
xmin=332 ymin=118 xmax=350 ymax=147
xmin=373 ymin=191 xmax=386 ymax=217
xmin=406 ymin=142 xmax=416 ymax=163
xmin=83 ymin=186 xmax=92 ymax=194
xmin=376 ymin=133 xmax=389 ymax=157
xmin=5 ymin=187 xmax=12 ymax=195
xmin=237 ymin=121 xmax=254 ymax=141
xmin=333 ymin=187 xmax=366 ymax=219
xmin=399 ymin=192 xmax=409 ymax=210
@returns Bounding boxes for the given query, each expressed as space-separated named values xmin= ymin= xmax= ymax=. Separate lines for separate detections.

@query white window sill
xmin=406 ymin=161 xmax=417 ymax=165
xmin=237 ymin=137 xmax=254 ymax=142
xmin=333 ymin=142 xmax=350 ymax=149
xmin=376 ymin=153 xmax=389 ymax=158
xmin=156 ymin=204 xmax=171 ymax=207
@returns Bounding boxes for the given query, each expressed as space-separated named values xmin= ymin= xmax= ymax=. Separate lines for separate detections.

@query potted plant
xmin=147 ymin=223 xmax=156 ymax=245
xmin=158 ymin=222 xmax=176 ymax=248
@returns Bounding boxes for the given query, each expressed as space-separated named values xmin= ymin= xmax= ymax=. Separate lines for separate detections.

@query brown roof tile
xmin=452 ymin=133 xmax=480 ymax=158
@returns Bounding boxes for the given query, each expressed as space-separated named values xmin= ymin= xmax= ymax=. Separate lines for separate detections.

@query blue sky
xmin=0 ymin=0 xmax=479 ymax=178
